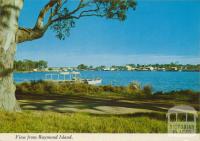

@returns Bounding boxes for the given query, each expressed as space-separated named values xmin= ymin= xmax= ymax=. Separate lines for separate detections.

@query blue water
xmin=14 ymin=71 xmax=200 ymax=92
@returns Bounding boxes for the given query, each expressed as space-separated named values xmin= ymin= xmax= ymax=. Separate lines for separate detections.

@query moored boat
xmin=45 ymin=71 xmax=102 ymax=85
xmin=85 ymin=78 xmax=102 ymax=85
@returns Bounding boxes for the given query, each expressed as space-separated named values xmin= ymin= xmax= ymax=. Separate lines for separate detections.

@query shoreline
xmin=14 ymin=71 xmax=200 ymax=92
xmin=14 ymin=70 xmax=200 ymax=73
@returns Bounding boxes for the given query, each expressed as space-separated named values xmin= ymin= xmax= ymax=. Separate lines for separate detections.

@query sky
xmin=16 ymin=0 xmax=200 ymax=67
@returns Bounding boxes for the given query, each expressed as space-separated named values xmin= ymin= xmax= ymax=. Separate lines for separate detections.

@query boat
xmin=85 ymin=78 xmax=102 ymax=85
xmin=45 ymin=71 xmax=102 ymax=85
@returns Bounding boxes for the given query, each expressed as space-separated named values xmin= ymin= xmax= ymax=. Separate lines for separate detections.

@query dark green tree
xmin=0 ymin=0 xmax=136 ymax=111
xmin=77 ymin=64 xmax=88 ymax=70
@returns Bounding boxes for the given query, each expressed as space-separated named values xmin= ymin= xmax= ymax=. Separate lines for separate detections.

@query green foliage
xmin=78 ymin=63 xmax=200 ymax=71
xmin=51 ymin=8 xmax=75 ymax=40
xmin=101 ymin=85 xmax=126 ymax=94
xmin=16 ymin=81 xmax=103 ymax=95
xmin=0 ymin=111 xmax=169 ymax=133
xmin=111 ymin=65 xmax=127 ymax=71
xmin=16 ymin=81 xmax=199 ymax=104
xmin=153 ymin=90 xmax=200 ymax=103
xmin=95 ymin=65 xmax=106 ymax=71
xmin=49 ymin=0 xmax=136 ymax=39
xmin=77 ymin=64 xmax=88 ymax=70
xmin=13 ymin=81 xmax=200 ymax=133
xmin=14 ymin=60 xmax=48 ymax=71
xmin=16 ymin=80 xmax=141 ymax=96
xmin=1 ymin=110 xmax=199 ymax=133
xmin=142 ymin=85 xmax=152 ymax=96
xmin=127 ymin=81 xmax=141 ymax=94
xmin=97 ymin=0 xmax=137 ymax=21
xmin=128 ymin=81 xmax=141 ymax=90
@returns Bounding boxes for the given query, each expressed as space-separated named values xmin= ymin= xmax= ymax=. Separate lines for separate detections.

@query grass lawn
xmin=0 ymin=110 xmax=199 ymax=133
xmin=0 ymin=110 xmax=167 ymax=133
xmin=1 ymin=81 xmax=198 ymax=133
xmin=0 ymin=92 xmax=197 ymax=133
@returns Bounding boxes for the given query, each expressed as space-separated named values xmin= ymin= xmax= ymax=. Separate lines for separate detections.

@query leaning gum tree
xmin=0 ymin=0 xmax=136 ymax=111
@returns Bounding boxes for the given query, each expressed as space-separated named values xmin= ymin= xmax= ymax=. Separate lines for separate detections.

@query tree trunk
xmin=0 ymin=0 xmax=23 ymax=111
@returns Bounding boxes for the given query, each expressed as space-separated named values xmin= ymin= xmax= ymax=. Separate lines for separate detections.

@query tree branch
xmin=16 ymin=0 xmax=136 ymax=43
xmin=50 ymin=1 xmax=99 ymax=24
xmin=16 ymin=0 xmax=61 ymax=43
xmin=35 ymin=0 xmax=60 ymax=29
xmin=16 ymin=27 xmax=46 ymax=43
xmin=16 ymin=0 xmax=104 ymax=43
xmin=50 ymin=0 xmax=84 ymax=24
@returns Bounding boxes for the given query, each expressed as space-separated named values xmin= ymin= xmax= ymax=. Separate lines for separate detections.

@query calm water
xmin=14 ymin=71 xmax=200 ymax=92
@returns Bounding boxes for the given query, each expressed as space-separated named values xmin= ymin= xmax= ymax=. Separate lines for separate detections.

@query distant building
xmin=141 ymin=68 xmax=148 ymax=71
xmin=126 ymin=65 xmax=135 ymax=71
xmin=158 ymin=67 xmax=166 ymax=71
xmin=146 ymin=66 xmax=154 ymax=71
xmin=110 ymin=67 xmax=116 ymax=71
xmin=103 ymin=67 xmax=111 ymax=71
xmin=33 ymin=68 xmax=38 ymax=72
xmin=171 ymin=67 xmax=178 ymax=71
xmin=66 ymin=67 xmax=75 ymax=71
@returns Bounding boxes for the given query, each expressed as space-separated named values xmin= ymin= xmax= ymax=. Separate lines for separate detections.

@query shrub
xmin=127 ymin=81 xmax=141 ymax=94
xmin=16 ymin=80 xmax=199 ymax=104
xmin=142 ymin=85 xmax=152 ymax=96
xmin=16 ymin=81 xmax=106 ymax=95
xmin=101 ymin=85 xmax=115 ymax=92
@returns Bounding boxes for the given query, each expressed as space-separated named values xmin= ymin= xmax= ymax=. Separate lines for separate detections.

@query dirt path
xmin=16 ymin=93 xmax=176 ymax=114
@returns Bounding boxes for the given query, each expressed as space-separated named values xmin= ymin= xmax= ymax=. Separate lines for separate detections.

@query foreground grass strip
xmin=0 ymin=111 xmax=169 ymax=133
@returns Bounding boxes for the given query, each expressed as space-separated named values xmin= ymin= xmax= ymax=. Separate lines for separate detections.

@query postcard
xmin=0 ymin=0 xmax=199 ymax=141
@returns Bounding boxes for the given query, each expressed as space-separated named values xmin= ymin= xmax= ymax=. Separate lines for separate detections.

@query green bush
xmin=16 ymin=81 xmax=104 ymax=95
xmin=142 ymin=85 xmax=152 ymax=96
xmin=16 ymin=80 xmax=199 ymax=103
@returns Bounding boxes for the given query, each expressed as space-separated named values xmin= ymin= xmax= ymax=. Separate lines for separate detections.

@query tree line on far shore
xmin=14 ymin=60 xmax=48 ymax=71
xmin=14 ymin=60 xmax=200 ymax=72
xmin=76 ymin=63 xmax=200 ymax=71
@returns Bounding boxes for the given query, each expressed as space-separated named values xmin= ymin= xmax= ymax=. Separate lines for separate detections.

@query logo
xmin=167 ymin=105 xmax=198 ymax=134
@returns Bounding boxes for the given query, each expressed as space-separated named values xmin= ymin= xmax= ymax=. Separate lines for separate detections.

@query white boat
xmin=45 ymin=71 xmax=102 ymax=85
xmin=85 ymin=79 xmax=102 ymax=85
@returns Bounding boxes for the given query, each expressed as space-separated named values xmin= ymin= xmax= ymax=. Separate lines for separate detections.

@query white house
xmin=126 ymin=65 xmax=135 ymax=71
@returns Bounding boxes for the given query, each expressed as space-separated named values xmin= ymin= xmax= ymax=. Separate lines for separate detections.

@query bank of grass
xmin=16 ymin=80 xmax=153 ymax=96
xmin=0 ymin=110 xmax=168 ymax=133
xmin=16 ymin=80 xmax=200 ymax=103
xmin=1 ymin=111 xmax=200 ymax=133
xmin=10 ymin=81 xmax=200 ymax=133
